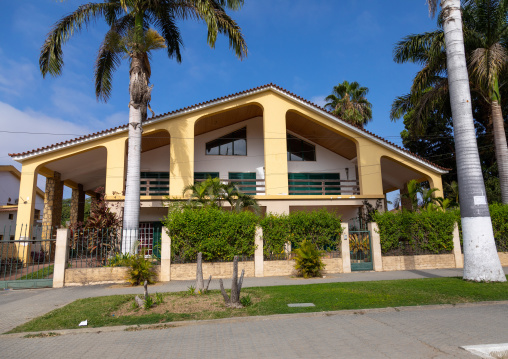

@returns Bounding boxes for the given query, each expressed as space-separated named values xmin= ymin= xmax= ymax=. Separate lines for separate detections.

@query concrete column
xmin=168 ymin=119 xmax=194 ymax=197
xmin=42 ymin=171 xmax=64 ymax=239
xmin=368 ymin=222 xmax=383 ymax=272
xmin=105 ymin=139 xmax=126 ymax=197
xmin=53 ymin=228 xmax=70 ymax=288
xmin=69 ymin=184 xmax=85 ymax=226
xmin=356 ymin=138 xmax=383 ymax=196
xmin=255 ymin=226 xmax=264 ymax=277
xmin=262 ymin=100 xmax=289 ymax=195
xmin=452 ymin=222 xmax=464 ymax=268
xmin=160 ymin=228 xmax=171 ymax=281
xmin=14 ymin=163 xmax=38 ymax=240
xmin=341 ymin=223 xmax=351 ymax=273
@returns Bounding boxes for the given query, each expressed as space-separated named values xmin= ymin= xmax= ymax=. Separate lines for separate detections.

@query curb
xmin=5 ymin=300 xmax=508 ymax=339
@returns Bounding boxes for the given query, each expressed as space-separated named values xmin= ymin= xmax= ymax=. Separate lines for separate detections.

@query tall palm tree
xmin=424 ymin=0 xmax=505 ymax=281
xmin=394 ymin=0 xmax=508 ymax=205
xmin=39 ymin=0 xmax=247 ymax=251
xmin=324 ymin=81 xmax=373 ymax=126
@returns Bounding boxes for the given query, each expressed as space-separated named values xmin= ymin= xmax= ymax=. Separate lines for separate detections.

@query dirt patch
xmin=113 ymin=292 xmax=263 ymax=317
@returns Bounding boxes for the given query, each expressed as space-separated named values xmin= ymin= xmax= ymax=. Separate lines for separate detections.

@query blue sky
xmin=0 ymin=0 xmax=438 ymax=189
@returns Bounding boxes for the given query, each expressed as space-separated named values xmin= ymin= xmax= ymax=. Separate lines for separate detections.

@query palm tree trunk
xmin=122 ymin=53 xmax=150 ymax=253
xmin=491 ymin=100 xmax=508 ymax=204
xmin=441 ymin=0 xmax=505 ymax=281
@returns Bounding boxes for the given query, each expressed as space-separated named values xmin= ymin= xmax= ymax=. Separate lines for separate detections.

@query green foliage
xmin=126 ymin=251 xmax=157 ymax=286
xmin=61 ymin=197 xmax=91 ymax=227
xmin=294 ymin=240 xmax=326 ymax=278
xmin=155 ymin=292 xmax=164 ymax=305
xmin=164 ymin=206 xmax=258 ymax=262
xmin=373 ymin=210 xmax=456 ymax=255
xmin=260 ymin=209 xmax=342 ymax=256
xmin=143 ymin=295 xmax=154 ymax=310
xmin=489 ymin=204 xmax=508 ymax=252
xmin=187 ymin=285 xmax=196 ymax=295
xmin=240 ymin=294 xmax=252 ymax=307
xmin=105 ymin=253 xmax=133 ymax=267
xmin=131 ymin=300 xmax=138 ymax=310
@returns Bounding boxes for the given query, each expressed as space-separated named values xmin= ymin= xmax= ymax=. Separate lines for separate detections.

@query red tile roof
xmin=9 ymin=83 xmax=449 ymax=172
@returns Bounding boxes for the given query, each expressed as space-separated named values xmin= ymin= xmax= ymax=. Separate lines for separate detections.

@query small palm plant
xmin=294 ymin=240 xmax=326 ymax=278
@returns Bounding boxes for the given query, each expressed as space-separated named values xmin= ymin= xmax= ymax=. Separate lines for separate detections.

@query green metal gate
xmin=349 ymin=221 xmax=373 ymax=271
xmin=1 ymin=238 xmax=55 ymax=289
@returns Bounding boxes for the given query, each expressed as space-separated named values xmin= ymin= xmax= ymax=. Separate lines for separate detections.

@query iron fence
xmin=67 ymin=226 xmax=162 ymax=269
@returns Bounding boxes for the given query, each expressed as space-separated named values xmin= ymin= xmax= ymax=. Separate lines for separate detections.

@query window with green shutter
xmin=229 ymin=172 xmax=256 ymax=193
xmin=140 ymin=172 xmax=169 ymax=195
xmin=288 ymin=173 xmax=340 ymax=195
xmin=194 ymin=172 xmax=220 ymax=183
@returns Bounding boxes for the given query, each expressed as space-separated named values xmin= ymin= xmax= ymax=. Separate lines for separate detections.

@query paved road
xmin=1 ymin=302 xmax=507 ymax=358
xmin=1 ymin=268 xmax=507 ymax=358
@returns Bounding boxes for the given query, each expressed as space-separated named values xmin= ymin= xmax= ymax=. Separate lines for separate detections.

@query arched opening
xmin=193 ymin=103 xmax=265 ymax=195
xmin=285 ymin=110 xmax=359 ymax=196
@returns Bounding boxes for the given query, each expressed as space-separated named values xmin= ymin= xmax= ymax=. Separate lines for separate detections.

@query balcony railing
xmin=195 ymin=179 xmax=265 ymax=195
xmin=288 ymin=179 xmax=360 ymax=195
xmin=140 ymin=178 xmax=169 ymax=196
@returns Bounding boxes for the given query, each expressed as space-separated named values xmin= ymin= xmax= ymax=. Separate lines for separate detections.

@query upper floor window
xmin=206 ymin=127 xmax=247 ymax=156
xmin=287 ymin=133 xmax=316 ymax=161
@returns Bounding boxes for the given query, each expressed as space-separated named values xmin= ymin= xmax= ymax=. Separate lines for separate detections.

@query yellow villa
xmin=9 ymin=84 xmax=447 ymax=242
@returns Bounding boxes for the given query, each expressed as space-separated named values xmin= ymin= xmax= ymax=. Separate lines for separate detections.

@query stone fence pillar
xmin=369 ymin=222 xmax=383 ymax=272
xmin=255 ymin=226 xmax=264 ymax=277
xmin=452 ymin=222 xmax=464 ymax=268
xmin=341 ymin=223 xmax=351 ymax=273
xmin=53 ymin=228 xmax=70 ymax=288
xmin=160 ymin=228 xmax=171 ymax=282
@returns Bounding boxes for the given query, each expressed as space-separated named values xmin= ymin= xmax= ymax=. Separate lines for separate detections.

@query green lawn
xmin=7 ymin=276 xmax=508 ymax=334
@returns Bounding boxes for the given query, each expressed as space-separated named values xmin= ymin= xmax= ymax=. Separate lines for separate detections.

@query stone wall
xmin=263 ymin=257 xmax=343 ymax=277
xmin=382 ymin=254 xmax=456 ymax=271
xmin=65 ymin=265 xmax=161 ymax=286
xmin=498 ymin=252 xmax=508 ymax=266
xmin=170 ymin=261 xmax=255 ymax=281
xmin=0 ymin=242 xmax=18 ymax=260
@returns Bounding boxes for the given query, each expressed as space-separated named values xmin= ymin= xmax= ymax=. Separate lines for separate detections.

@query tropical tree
xmin=182 ymin=177 xmax=259 ymax=213
xmin=393 ymin=0 xmax=508 ymax=204
xmin=39 ymin=0 xmax=247 ymax=251
xmin=324 ymin=81 xmax=373 ymax=126
xmin=424 ymin=0 xmax=505 ymax=281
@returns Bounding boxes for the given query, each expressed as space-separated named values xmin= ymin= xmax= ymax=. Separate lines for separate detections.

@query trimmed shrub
xmin=126 ymin=251 xmax=157 ymax=286
xmin=260 ymin=209 xmax=343 ymax=257
xmin=489 ymin=204 xmax=508 ymax=252
xmin=294 ymin=240 xmax=326 ymax=278
xmin=373 ymin=210 xmax=456 ymax=255
xmin=163 ymin=207 xmax=258 ymax=262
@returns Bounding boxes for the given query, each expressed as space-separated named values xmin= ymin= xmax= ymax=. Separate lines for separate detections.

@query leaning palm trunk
xmin=441 ymin=0 xmax=505 ymax=281
xmin=122 ymin=53 xmax=151 ymax=253
xmin=491 ymin=100 xmax=508 ymax=204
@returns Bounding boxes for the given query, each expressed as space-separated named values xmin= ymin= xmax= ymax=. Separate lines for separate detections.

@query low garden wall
xmin=382 ymin=254 xmax=456 ymax=271
xmin=263 ymin=257 xmax=343 ymax=277
xmin=65 ymin=266 xmax=161 ymax=286
xmin=498 ymin=252 xmax=508 ymax=266
xmin=170 ymin=261 xmax=255 ymax=280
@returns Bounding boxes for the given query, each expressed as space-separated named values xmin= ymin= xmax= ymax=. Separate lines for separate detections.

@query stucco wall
xmin=138 ymin=116 xmax=356 ymax=193
xmin=382 ymin=254 xmax=456 ymax=271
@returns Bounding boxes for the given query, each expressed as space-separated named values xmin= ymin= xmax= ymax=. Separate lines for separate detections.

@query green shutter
xmin=288 ymin=173 xmax=340 ymax=195
xmin=140 ymin=172 xmax=169 ymax=195
xmin=229 ymin=172 xmax=256 ymax=193
xmin=194 ymin=172 xmax=220 ymax=183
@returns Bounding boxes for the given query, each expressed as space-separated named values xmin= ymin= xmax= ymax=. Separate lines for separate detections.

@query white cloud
xmin=0 ymin=57 xmax=38 ymax=97
xmin=0 ymin=102 xmax=91 ymax=167
xmin=104 ymin=111 xmax=128 ymax=127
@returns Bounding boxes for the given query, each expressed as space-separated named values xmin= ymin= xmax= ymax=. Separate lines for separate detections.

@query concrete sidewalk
xmin=1 ymin=267 xmax=507 ymax=335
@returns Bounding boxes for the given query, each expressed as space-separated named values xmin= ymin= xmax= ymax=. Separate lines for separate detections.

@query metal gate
xmin=349 ymin=220 xmax=373 ymax=271
xmin=1 ymin=226 xmax=56 ymax=289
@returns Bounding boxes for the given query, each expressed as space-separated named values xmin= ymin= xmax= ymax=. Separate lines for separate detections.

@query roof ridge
xmin=9 ymin=83 xmax=449 ymax=171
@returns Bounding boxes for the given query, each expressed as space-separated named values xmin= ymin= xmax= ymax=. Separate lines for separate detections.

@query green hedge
xmin=373 ymin=210 xmax=456 ymax=256
xmin=260 ymin=209 xmax=343 ymax=257
xmin=163 ymin=207 xmax=258 ymax=262
xmin=490 ymin=204 xmax=508 ymax=252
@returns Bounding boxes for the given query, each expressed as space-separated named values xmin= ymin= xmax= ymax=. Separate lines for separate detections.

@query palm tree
xmin=424 ymin=0 xmax=505 ymax=282
xmin=394 ymin=0 xmax=508 ymax=205
xmin=324 ymin=81 xmax=373 ymax=126
xmin=39 ymin=0 xmax=247 ymax=252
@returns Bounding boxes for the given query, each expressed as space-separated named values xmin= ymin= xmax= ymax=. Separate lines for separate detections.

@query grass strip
xmin=7 ymin=276 xmax=508 ymax=333
xmin=19 ymin=265 xmax=54 ymax=280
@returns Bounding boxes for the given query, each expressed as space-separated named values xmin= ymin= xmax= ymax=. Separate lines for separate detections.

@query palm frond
xmin=40 ymin=2 xmax=118 ymax=77
xmin=95 ymin=29 xmax=123 ymax=102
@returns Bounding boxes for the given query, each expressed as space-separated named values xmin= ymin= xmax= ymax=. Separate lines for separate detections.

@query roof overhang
xmin=9 ymin=84 xmax=448 ymax=175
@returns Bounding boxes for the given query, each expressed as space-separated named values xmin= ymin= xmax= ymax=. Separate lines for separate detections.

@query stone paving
xmin=0 ymin=268 xmax=507 ymax=358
